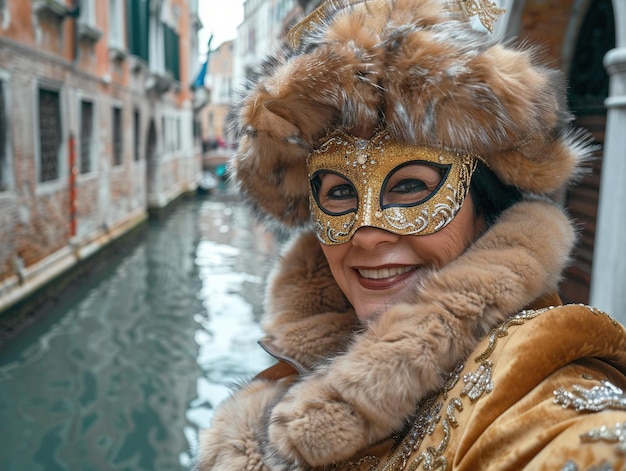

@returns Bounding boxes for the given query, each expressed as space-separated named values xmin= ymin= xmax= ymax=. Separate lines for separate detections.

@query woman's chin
xmin=352 ymin=270 xmax=430 ymax=322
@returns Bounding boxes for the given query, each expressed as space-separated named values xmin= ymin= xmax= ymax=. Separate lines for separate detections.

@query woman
xmin=196 ymin=0 xmax=626 ymax=469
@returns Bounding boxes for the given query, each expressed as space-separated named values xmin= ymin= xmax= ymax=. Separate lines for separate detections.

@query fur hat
xmin=228 ymin=0 xmax=593 ymax=229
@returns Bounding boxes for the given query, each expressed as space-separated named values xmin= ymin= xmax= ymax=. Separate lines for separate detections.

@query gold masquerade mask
xmin=307 ymin=129 xmax=478 ymax=245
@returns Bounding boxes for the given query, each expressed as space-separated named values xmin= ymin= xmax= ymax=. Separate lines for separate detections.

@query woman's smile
xmin=355 ymin=265 xmax=419 ymax=290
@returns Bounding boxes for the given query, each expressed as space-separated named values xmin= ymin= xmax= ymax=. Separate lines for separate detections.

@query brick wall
xmin=518 ymin=0 xmax=578 ymax=67
xmin=518 ymin=0 xmax=612 ymax=304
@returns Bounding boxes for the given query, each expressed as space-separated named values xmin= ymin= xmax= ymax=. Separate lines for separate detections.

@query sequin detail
xmin=553 ymin=380 xmax=626 ymax=412
xmin=581 ymin=422 xmax=626 ymax=454
xmin=327 ymin=305 xmax=621 ymax=470
xmin=561 ymin=461 xmax=615 ymax=471
xmin=454 ymin=0 xmax=506 ymax=33
xmin=377 ymin=309 xmax=548 ymax=470
xmin=461 ymin=360 xmax=493 ymax=401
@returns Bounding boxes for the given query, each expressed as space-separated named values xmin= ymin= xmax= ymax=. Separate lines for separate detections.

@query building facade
xmin=0 ymin=0 xmax=203 ymax=313
xmin=233 ymin=0 xmax=299 ymax=93
xmin=199 ymin=39 xmax=235 ymax=148
xmin=196 ymin=0 xmax=299 ymax=156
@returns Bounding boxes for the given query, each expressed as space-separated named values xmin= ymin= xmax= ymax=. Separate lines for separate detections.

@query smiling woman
xmin=195 ymin=0 xmax=626 ymax=470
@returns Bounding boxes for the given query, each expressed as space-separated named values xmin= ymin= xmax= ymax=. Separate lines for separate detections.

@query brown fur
xmin=262 ymin=232 xmax=359 ymax=369
xmin=197 ymin=379 xmax=287 ymax=471
xmin=228 ymin=0 xmax=593 ymax=230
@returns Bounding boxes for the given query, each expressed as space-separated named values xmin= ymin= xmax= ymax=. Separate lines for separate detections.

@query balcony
xmin=145 ymin=71 xmax=174 ymax=95
xmin=78 ymin=21 xmax=103 ymax=43
xmin=32 ymin=0 xmax=70 ymax=19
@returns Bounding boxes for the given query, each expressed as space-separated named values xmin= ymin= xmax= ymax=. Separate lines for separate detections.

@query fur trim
xmin=260 ymin=199 xmax=575 ymax=466
xmin=196 ymin=379 xmax=286 ymax=471
xmin=262 ymin=231 xmax=359 ymax=370
xmin=228 ymin=0 xmax=593 ymax=228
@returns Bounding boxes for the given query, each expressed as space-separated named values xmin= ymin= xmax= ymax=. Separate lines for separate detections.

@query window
xmin=80 ymin=100 xmax=94 ymax=174
xmin=0 ymin=0 xmax=7 ymax=29
xmin=193 ymin=118 xmax=200 ymax=141
xmin=133 ymin=108 xmax=140 ymax=161
xmin=0 ymin=81 xmax=6 ymax=191
xmin=112 ymin=106 xmax=123 ymax=165
xmin=109 ymin=0 xmax=124 ymax=49
xmin=81 ymin=0 xmax=95 ymax=25
xmin=149 ymin=16 xmax=166 ymax=73
xmin=164 ymin=116 xmax=171 ymax=152
xmin=161 ymin=116 xmax=166 ymax=151
xmin=38 ymin=88 xmax=62 ymax=182
xmin=161 ymin=116 xmax=180 ymax=153
xmin=164 ymin=24 xmax=180 ymax=80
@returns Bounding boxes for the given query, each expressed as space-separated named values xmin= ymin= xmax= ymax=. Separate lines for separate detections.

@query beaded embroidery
xmin=461 ymin=360 xmax=493 ymax=401
xmin=553 ymin=380 xmax=626 ymax=412
xmin=455 ymin=0 xmax=506 ymax=33
xmin=561 ymin=460 xmax=614 ymax=471
xmin=377 ymin=308 xmax=547 ymax=470
xmin=577 ymin=303 xmax=620 ymax=326
xmin=581 ymin=422 xmax=626 ymax=454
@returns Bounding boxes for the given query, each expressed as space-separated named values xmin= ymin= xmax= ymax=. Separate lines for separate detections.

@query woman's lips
xmin=355 ymin=265 xmax=418 ymax=290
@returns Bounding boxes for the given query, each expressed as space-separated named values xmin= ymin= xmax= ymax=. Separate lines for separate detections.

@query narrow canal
xmin=0 ymin=187 xmax=278 ymax=470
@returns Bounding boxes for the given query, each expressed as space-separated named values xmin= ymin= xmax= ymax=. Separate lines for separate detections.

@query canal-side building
xmin=197 ymin=0 xmax=301 ymax=173
xmin=233 ymin=0 xmax=300 ymax=94
xmin=198 ymin=39 xmax=235 ymax=149
xmin=0 ymin=0 xmax=204 ymax=313
xmin=229 ymin=0 xmax=626 ymax=321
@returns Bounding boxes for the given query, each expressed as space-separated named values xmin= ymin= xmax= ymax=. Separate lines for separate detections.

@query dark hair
xmin=470 ymin=161 xmax=524 ymax=227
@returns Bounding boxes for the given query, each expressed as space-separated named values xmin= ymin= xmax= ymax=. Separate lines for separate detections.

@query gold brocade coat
xmin=321 ymin=302 xmax=626 ymax=471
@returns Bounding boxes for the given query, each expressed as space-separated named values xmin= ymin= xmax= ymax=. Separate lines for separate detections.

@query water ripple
xmin=0 ymin=196 xmax=277 ymax=470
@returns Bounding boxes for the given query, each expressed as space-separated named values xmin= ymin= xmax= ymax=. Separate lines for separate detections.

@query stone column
xmin=590 ymin=0 xmax=626 ymax=322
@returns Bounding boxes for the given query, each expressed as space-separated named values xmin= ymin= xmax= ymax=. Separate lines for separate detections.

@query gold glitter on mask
xmin=307 ymin=129 xmax=478 ymax=245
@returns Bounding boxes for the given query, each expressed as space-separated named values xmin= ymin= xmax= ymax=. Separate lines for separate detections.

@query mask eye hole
xmin=381 ymin=161 xmax=449 ymax=208
xmin=310 ymin=171 xmax=358 ymax=215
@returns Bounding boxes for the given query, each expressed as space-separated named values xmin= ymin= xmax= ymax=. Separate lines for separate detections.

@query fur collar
xmin=259 ymin=199 xmax=574 ymax=373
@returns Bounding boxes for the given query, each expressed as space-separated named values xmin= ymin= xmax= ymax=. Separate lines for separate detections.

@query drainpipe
xmin=66 ymin=0 xmax=80 ymax=238
xmin=69 ymin=132 xmax=77 ymax=239
xmin=67 ymin=0 xmax=81 ymax=62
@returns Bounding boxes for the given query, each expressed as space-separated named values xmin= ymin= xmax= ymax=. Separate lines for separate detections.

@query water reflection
xmin=0 ymin=194 xmax=277 ymax=470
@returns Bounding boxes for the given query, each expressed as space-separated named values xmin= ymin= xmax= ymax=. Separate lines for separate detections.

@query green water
xmin=0 ymin=195 xmax=276 ymax=470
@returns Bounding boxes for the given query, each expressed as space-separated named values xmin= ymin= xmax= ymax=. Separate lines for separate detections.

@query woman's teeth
xmin=357 ymin=266 xmax=416 ymax=279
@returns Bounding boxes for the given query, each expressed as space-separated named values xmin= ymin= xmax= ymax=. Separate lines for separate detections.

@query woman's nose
xmin=350 ymin=226 xmax=400 ymax=250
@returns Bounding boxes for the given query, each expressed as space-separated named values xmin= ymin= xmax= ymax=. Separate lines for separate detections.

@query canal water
xmin=0 ymin=188 xmax=279 ymax=470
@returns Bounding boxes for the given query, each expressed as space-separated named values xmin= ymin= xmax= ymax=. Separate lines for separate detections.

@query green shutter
xmin=126 ymin=0 xmax=150 ymax=62
xmin=164 ymin=24 xmax=180 ymax=81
